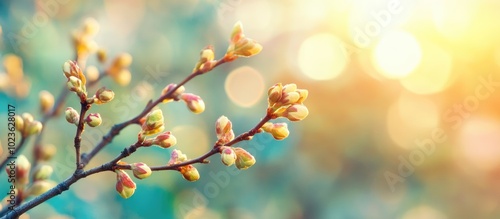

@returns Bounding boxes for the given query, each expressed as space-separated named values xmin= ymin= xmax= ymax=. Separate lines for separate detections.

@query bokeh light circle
xmin=457 ymin=117 xmax=500 ymax=172
xmin=400 ymin=43 xmax=453 ymax=95
xmin=225 ymin=66 xmax=265 ymax=108
xmin=372 ymin=31 xmax=422 ymax=79
xmin=298 ymin=33 xmax=348 ymax=80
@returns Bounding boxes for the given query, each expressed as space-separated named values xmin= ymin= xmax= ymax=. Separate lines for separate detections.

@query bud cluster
xmin=39 ymin=90 xmax=54 ymax=115
xmin=106 ymin=53 xmax=133 ymax=86
xmin=63 ymin=60 xmax=87 ymax=96
xmin=267 ymin=83 xmax=309 ymax=121
xmin=73 ymin=18 xmax=99 ymax=61
xmin=14 ymin=113 xmax=42 ymax=137
xmin=168 ymin=150 xmax=200 ymax=182
xmin=225 ymin=21 xmax=263 ymax=61
xmin=0 ymin=54 xmax=31 ymax=98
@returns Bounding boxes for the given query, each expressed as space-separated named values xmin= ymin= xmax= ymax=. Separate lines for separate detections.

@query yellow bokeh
xmin=298 ymin=33 xmax=348 ymax=80
xmin=372 ymin=30 xmax=421 ymax=79
xmin=400 ymin=43 xmax=453 ymax=95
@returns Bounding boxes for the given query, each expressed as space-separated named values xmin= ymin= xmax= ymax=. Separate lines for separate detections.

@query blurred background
xmin=1 ymin=0 xmax=500 ymax=218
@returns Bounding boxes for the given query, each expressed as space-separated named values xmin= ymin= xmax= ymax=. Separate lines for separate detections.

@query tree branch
xmin=0 ymin=164 xmax=113 ymax=219
xmin=74 ymin=101 xmax=91 ymax=170
xmin=80 ymin=59 xmax=227 ymax=167
xmin=115 ymin=114 xmax=272 ymax=171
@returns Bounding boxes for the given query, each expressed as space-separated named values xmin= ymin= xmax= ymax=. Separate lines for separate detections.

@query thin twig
xmin=150 ymin=114 xmax=271 ymax=171
xmin=80 ymin=59 xmax=227 ymax=167
xmin=2 ymin=58 xmax=230 ymax=217
xmin=113 ymin=114 xmax=271 ymax=172
xmin=74 ymin=101 xmax=91 ymax=169
xmin=0 ymin=163 xmax=113 ymax=219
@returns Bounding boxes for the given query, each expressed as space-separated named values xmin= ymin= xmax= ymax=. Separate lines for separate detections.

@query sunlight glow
xmin=372 ymin=31 xmax=421 ymax=79
xmin=298 ymin=33 xmax=348 ymax=80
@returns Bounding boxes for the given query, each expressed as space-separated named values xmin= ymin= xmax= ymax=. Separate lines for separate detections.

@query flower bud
xmin=94 ymin=87 xmax=114 ymax=104
xmin=262 ymin=122 xmax=289 ymax=140
xmin=153 ymin=131 xmax=177 ymax=148
xmin=283 ymin=104 xmax=309 ymax=121
xmin=281 ymin=91 xmax=301 ymax=105
xmin=130 ymin=162 xmax=152 ymax=179
xmin=65 ymin=107 xmax=80 ymax=125
xmin=180 ymin=93 xmax=205 ymax=114
xmin=199 ymin=60 xmax=217 ymax=73
xmin=26 ymin=121 xmax=42 ymax=136
xmin=215 ymin=116 xmax=234 ymax=144
xmin=22 ymin=113 xmax=34 ymax=123
xmin=115 ymin=69 xmax=131 ymax=86
xmin=67 ymin=76 xmax=83 ymax=93
xmin=230 ymin=21 xmax=244 ymax=43
xmin=115 ymin=170 xmax=136 ymax=199
xmin=179 ymin=165 xmax=200 ymax=182
xmin=82 ymin=17 xmax=100 ymax=37
xmin=108 ymin=53 xmax=132 ymax=77
xmin=161 ymin=83 xmax=185 ymax=103
xmin=86 ymin=65 xmax=100 ymax=82
xmin=114 ymin=53 xmax=133 ymax=69
xmin=215 ymin=116 xmax=232 ymax=136
xmin=295 ymin=89 xmax=308 ymax=104
xmin=39 ymin=90 xmax=54 ymax=114
xmin=168 ymin=149 xmax=187 ymax=165
xmin=62 ymin=60 xmax=86 ymax=85
xmin=62 ymin=60 xmax=78 ymax=78
xmin=14 ymin=115 xmax=24 ymax=132
xmin=32 ymin=164 xmax=53 ymax=181
xmin=16 ymin=155 xmax=31 ymax=186
xmin=200 ymin=46 xmax=215 ymax=63
xmin=35 ymin=144 xmax=57 ymax=161
xmin=194 ymin=46 xmax=215 ymax=73
xmin=234 ymin=148 xmax=256 ymax=170
xmin=220 ymin=146 xmax=237 ymax=166
xmin=26 ymin=180 xmax=56 ymax=197
xmin=85 ymin=113 xmax=102 ymax=127
xmin=232 ymin=37 xmax=263 ymax=57
xmin=141 ymin=109 xmax=165 ymax=136
xmin=282 ymin=83 xmax=297 ymax=93
xmin=267 ymin=83 xmax=283 ymax=105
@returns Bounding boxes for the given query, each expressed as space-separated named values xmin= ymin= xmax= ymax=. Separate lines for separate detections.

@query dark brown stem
xmin=74 ymin=101 xmax=91 ymax=169
xmin=2 ymin=58 xmax=232 ymax=217
xmin=31 ymin=74 xmax=105 ymax=168
xmin=81 ymin=59 xmax=227 ymax=167
xmin=117 ymin=114 xmax=272 ymax=171
xmin=0 ymin=163 xmax=113 ymax=219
